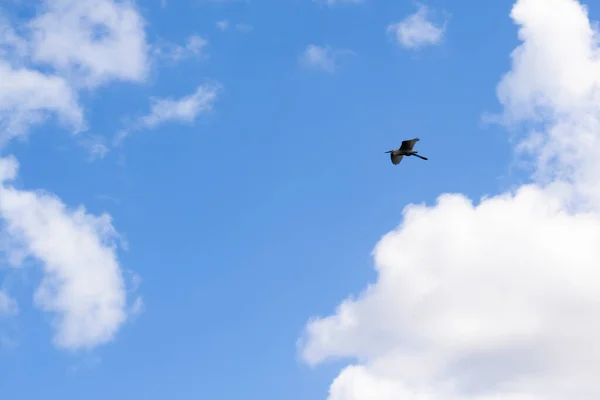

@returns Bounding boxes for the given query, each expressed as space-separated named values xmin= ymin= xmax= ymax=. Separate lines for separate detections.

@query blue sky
xmin=2 ymin=0 xmax=600 ymax=399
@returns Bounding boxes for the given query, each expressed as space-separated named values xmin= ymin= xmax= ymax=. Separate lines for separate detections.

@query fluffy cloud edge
xmin=0 ymin=155 xmax=138 ymax=350
xmin=299 ymin=0 xmax=600 ymax=399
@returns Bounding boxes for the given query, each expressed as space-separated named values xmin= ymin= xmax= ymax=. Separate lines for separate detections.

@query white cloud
xmin=0 ymin=16 xmax=84 ymax=144
xmin=0 ymin=15 xmax=28 ymax=61
xmin=0 ymin=0 xmax=149 ymax=350
xmin=300 ymin=44 xmax=353 ymax=73
xmin=216 ymin=20 xmax=229 ymax=31
xmin=495 ymin=0 xmax=600 ymax=206
xmin=0 ymin=156 xmax=18 ymax=182
xmin=77 ymin=134 xmax=110 ymax=161
xmin=27 ymin=0 xmax=149 ymax=88
xmin=140 ymin=83 xmax=220 ymax=128
xmin=130 ymin=296 xmax=144 ymax=316
xmin=300 ymin=0 xmax=600 ymax=399
xmin=0 ymin=61 xmax=84 ymax=145
xmin=114 ymin=83 xmax=220 ymax=144
xmin=301 ymin=45 xmax=336 ymax=72
xmin=0 ymin=155 xmax=132 ymax=350
xmin=153 ymin=34 xmax=208 ymax=63
xmin=0 ymin=0 xmax=151 ymax=144
xmin=216 ymin=20 xmax=252 ymax=33
xmin=387 ymin=4 xmax=446 ymax=49
xmin=184 ymin=35 xmax=207 ymax=55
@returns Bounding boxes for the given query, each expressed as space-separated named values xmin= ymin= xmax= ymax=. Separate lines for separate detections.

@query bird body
xmin=385 ymin=138 xmax=428 ymax=165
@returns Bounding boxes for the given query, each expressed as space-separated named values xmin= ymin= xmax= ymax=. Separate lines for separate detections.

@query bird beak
xmin=384 ymin=150 xmax=392 ymax=154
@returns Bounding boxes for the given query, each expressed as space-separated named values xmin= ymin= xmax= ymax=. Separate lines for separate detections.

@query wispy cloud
xmin=153 ymin=34 xmax=209 ymax=63
xmin=300 ymin=44 xmax=354 ymax=73
xmin=216 ymin=20 xmax=253 ymax=34
xmin=115 ymin=83 xmax=221 ymax=144
xmin=140 ymin=84 xmax=220 ymax=128
xmin=0 ymin=291 xmax=18 ymax=317
xmin=77 ymin=134 xmax=110 ymax=162
xmin=216 ymin=19 xmax=230 ymax=31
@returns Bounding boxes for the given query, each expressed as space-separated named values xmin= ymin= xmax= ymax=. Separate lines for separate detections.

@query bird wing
xmin=391 ymin=154 xmax=404 ymax=165
xmin=400 ymin=138 xmax=420 ymax=151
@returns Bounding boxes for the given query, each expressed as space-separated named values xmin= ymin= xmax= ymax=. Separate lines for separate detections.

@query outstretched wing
xmin=400 ymin=138 xmax=420 ymax=152
xmin=391 ymin=154 xmax=403 ymax=165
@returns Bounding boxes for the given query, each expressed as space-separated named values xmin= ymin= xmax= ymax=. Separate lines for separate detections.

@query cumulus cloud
xmin=0 ymin=0 xmax=147 ymax=350
xmin=27 ymin=0 xmax=149 ymax=88
xmin=496 ymin=0 xmax=600 ymax=206
xmin=0 ymin=155 xmax=133 ymax=350
xmin=300 ymin=0 xmax=600 ymax=398
xmin=0 ymin=0 xmax=150 ymax=144
xmin=0 ymin=61 xmax=84 ymax=144
xmin=387 ymin=4 xmax=447 ymax=49
xmin=0 ymin=16 xmax=83 ymax=143
xmin=300 ymin=45 xmax=353 ymax=73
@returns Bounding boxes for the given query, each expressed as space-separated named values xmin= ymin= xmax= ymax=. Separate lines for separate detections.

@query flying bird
xmin=385 ymin=138 xmax=428 ymax=165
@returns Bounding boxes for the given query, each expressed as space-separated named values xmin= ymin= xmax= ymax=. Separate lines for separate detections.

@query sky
xmin=1 ymin=0 xmax=600 ymax=398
